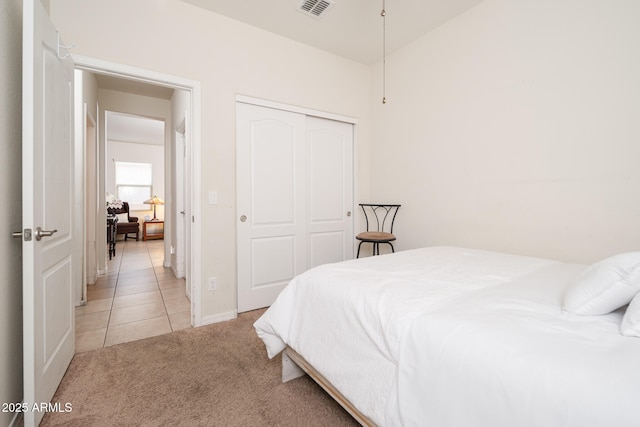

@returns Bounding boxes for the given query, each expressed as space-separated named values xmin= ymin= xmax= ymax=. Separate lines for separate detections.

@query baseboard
xmin=200 ymin=310 xmax=237 ymax=326
xmin=170 ymin=264 xmax=184 ymax=279
xmin=86 ymin=270 xmax=98 ymax=285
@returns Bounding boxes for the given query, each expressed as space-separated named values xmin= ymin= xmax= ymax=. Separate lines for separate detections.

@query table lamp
xmin=143 ymin=195 xmax=164 ymax=221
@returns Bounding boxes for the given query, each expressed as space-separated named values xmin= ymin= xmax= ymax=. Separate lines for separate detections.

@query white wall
xmin=106 ymin=141 xmax=165 ymax=219
xmin=371 ymin=0 xmax=640 ymax=263
xmin=50 ymin=0 xmax=372 ymax=320
xmin=102 ymin=90 xmax=170 ymax=217
xmin=0 ymin=0 xmax=23 ymax=424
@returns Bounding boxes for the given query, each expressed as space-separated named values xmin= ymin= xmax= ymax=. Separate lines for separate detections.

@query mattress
xmin=254 ymin=246 xmax=640 ymax=426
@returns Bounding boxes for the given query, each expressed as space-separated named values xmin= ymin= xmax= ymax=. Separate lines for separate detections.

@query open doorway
xmin=74 ymin=56 xmax=202 ymax=350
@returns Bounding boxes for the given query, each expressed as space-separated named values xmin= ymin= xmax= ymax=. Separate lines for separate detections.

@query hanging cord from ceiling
xmin=381 ymin=0 xmax=387 ymax=104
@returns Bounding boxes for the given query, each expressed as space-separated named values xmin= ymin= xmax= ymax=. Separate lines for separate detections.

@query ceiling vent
xmin=297 ymin=0 xmax=335 ymax=19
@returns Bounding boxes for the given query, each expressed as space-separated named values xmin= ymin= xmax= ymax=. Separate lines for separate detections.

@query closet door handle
xmin=240 ymin=215 xmax=247 ymax=222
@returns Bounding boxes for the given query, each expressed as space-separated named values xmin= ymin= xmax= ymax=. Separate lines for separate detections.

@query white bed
xmin=253 ymin=246 xmax=640 ymax=426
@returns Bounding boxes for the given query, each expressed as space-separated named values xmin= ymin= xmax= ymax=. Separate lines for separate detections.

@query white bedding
xmin=253 ymin=246 xmax=640 ymax=426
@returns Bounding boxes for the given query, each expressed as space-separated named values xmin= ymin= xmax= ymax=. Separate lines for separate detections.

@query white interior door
xmin=306 ymin=116 xmax=354 ymax=267
xmin=22 ymin=1 xmax=77 ymax=425
xmin=237 ymin=103 xmax=307 ymax=312
xmin=237 ymin=102 xmax=354 ymax=312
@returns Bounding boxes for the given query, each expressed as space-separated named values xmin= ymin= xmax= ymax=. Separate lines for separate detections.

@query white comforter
xmin=253 ymin=247 xmax=640 ymax=426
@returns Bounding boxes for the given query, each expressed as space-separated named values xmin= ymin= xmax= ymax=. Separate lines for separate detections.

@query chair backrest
xmin=359 ymin=204 xmax=401 ymax=234
xmin=107 ymin=201 xmax=131 ymax=220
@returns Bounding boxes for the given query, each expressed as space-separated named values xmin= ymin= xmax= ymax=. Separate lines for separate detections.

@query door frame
xmin=79 ymin=99 xmax=98 ymax=305
xmin=174 ymin=120 xmax=187 ymax=282
xmin=73 ymin=54 xmax=204 ymax=326
xmin=236 ymin=95 xmax=360 ymax=130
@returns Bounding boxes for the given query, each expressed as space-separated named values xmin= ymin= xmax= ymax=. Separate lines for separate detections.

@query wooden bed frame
xmin=281 ymin=346 xmax=375 ymax=426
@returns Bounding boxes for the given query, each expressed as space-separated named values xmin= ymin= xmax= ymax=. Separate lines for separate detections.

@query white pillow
xmin=621 ymin=292 xmax=640 ymax=337
xmin=563 ymin=252 xmax=640 ymax=315
xmin=116 ymin=213 xmax=129 ymax=223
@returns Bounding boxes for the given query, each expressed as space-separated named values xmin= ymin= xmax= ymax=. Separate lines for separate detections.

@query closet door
xmin=237 ymin=103 xmax=307 ymax=312
xmin=306 ymin=116 xmax=353 ymax=268
xmin=236 ymin=102 xmax=354 ymax=312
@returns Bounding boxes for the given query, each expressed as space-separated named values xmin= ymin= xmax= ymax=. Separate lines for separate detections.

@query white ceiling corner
xmin=181 ymin=0 xmax=485 ymax=64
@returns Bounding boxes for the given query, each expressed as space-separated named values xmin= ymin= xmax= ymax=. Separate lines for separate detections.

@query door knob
xmin=240 ymin=215 xmax=247 ymax=222
xmin=34 ymin=227 xmax=58 ymax=241
xmin=347 ymin=211 xmax=352 ymax=217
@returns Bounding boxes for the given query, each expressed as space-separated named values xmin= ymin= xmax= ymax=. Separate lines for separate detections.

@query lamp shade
xmin=143 ymin=195 xmax=164 ymax=205
xmin=143 ymin=195 xmax=164 ymax=220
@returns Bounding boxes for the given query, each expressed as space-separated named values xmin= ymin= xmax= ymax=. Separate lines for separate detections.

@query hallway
xmin=75 ymin=239 xmax=191 ymax=352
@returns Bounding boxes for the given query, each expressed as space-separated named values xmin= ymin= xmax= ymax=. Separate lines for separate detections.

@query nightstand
xmin=143 ymin=220 xmax=164 ymax=241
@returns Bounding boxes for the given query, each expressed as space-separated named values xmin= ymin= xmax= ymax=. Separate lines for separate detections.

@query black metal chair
xmin=356 ymin=204 xmax=401 ymax=258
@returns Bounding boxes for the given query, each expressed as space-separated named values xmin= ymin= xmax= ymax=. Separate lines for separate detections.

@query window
xmin=115 ymin=162 xmax=152 ymax=211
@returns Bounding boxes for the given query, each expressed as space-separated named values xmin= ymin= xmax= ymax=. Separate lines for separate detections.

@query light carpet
xmin=41 ymin=309 xmax=358 ymax=426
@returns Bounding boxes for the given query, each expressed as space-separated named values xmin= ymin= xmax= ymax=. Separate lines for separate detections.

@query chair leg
xmin=357 ymin=241 xmax=364 ymax=258
xmin=388 ymin=242 xmax=395 ymax=253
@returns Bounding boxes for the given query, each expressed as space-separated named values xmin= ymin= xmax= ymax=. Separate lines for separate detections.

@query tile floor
xmin=75 ymin=239 xmax=191 ymax=353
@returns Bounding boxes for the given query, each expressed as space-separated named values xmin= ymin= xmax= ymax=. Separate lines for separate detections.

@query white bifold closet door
xmin=236 ymin=102 xmax=354 ymax=312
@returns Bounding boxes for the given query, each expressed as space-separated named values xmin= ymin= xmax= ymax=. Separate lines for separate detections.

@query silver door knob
xmin=34 ymin=227 xmax=58 ymax=241
xmin=240 ymin=215 xmax=247 ymax=222
xmin=180 ymin=211 xmax=186 ymax=215
xmin=347 ymin=211 xmax=352 ymax=217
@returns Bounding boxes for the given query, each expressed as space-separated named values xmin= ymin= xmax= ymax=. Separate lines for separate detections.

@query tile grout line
xmin=103 ymin=239 xmax=125 ymax=348
xmin=78 ymin=240 xmax=188 ymax=351
xmin=148 ymin=241 xmax=174 ymax=331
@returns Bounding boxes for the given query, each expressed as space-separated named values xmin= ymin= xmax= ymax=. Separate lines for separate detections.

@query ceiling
xmin=182 ymin=0 xmax=485 ymax=64
xmin=106 ymin=111 xmax=165 ymax=146
xmin=96 ymin=74 xmax=174 ymax=100
xmin=100 ymin=0 xmax=485 ymax=142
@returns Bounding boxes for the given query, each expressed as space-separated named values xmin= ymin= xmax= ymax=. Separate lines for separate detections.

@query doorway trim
xmin=236 ymin=95 xmax=359 ymax=125
xmin=73 ymin=54 xmax=203 ymax=326
xmin=79 ymin=99 xmax=97 ymax=306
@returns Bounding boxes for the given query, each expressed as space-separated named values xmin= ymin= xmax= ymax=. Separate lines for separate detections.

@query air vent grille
xmin=297 ymin=0 xmax=335 ymax=19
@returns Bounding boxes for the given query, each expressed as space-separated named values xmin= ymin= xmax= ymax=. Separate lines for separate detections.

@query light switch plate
xmin=208 ymin=191 xmax=218 ymax=205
